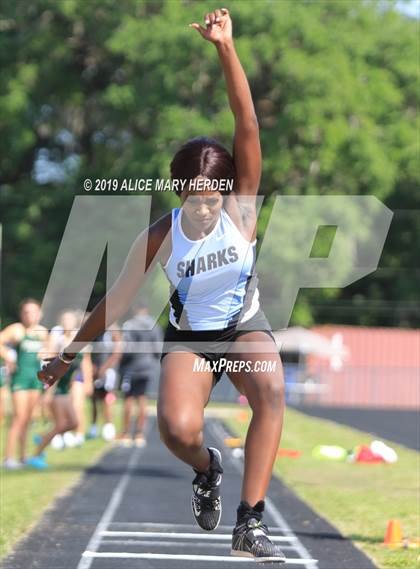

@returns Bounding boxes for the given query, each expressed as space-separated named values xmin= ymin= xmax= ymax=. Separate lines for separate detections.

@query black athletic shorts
xmin=160 ymin=309 xmax=275 ymax=384
xmin=120 ymin=373 xmax=149 ymax=398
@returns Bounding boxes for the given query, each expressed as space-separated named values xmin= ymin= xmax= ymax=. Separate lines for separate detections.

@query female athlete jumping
xmin=39 ymin=9 xmax=286 ymax=562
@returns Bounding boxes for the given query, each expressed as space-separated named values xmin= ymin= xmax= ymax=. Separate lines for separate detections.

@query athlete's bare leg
xmin=103 ymin=396 xmax=113 ymax=424
xmin=157 ymin=352 xmax=214 ymax=473
xmin=5 ymin=391 xmax=28 ymax=461
xmin=135 ymin=394 xmax=147 ymax=434
xmin=91 ymin=391 xmax=99 ymax=425
xmin=5 ymin=390 xmax=40 ymax=462
xmin=122 ymin=396 xmax=133 ymax=434
xmin=0 ymin=386 xmax=7 ymax=426
xmin=18 ymin=389 xmax=41 ymax=461
xmin=71 ymin=381 xmax=86 ymax=437
xmin=226 ymin=331 xmax=285 ymax=506
xmin=34 ymin=395 xmax=78 ymax=456
xmin=41 ymin=388 xmax=54 ymax=423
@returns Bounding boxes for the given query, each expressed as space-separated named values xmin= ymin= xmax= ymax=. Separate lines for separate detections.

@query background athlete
xmin=118 ymin=302 xmax=163 ymax=447
xmin=28 ymin=310 xmax=93 ymax=467
xmin=38 ymin=8 xmax=286 ymax=562
xmin=1 ymin=299 xmax=48 ymax=469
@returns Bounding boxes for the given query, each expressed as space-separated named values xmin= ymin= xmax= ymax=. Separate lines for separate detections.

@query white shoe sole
xmin=230 ymin=549 xmax=286 ymax=563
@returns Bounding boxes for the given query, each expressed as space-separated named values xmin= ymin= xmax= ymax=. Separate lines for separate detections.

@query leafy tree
xmin=1 ymin=0 xmax=418 ymax=326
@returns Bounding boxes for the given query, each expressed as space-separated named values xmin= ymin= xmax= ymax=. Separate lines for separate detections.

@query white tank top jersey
xmin=163 ymin=207 xmax=260 ymax=331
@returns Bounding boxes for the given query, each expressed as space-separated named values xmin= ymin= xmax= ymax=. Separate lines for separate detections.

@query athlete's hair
xmin=170 ymin=137 xmax=235 ymax=196
xmin=19 ymin=298 xmax=41 ymax=311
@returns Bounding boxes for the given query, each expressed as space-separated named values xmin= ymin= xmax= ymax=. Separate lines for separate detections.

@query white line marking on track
xmin=209 ymin=421 xmax=318 ymax=569
xmin=101 ymin=530 xmax=296 ymax=542
xmin=83 ymin=551 xmax=317 ymax=564
xmin=76 ymin=444 xmax=146 ymax=569
xmin=264 ymin=498 xmax=318 ymax=569
xmin=101 ymin=539 xmax=298 ymax=550
xmin=109 ymin=522 xmax=288 ymax=532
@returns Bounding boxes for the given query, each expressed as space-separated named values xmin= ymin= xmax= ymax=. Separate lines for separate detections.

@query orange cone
xmin=384 ymin=520 xmax=403 ymax=548
xmin=237 ymin=410 xmax=249 ymax=423
xmin=224 ymin=437 xmax=243 ymax=448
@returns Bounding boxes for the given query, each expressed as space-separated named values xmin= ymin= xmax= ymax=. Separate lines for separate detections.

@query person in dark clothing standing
xmin=118 ymin=303 xmax=162 ymax=447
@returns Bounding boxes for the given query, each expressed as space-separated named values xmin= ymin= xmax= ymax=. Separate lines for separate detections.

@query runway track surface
xmin=292 ymin=405 xmax=419 ymax=451
xmin=1 ymin=418 xmax=378 ymax=569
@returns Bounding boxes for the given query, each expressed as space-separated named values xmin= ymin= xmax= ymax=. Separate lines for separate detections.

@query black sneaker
xmin=231 ymin=500 xmax=286 ymax=563
xmin=191 ymin=447 xmax=223 ymax=531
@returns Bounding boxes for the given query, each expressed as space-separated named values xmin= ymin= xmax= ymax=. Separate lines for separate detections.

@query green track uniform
xmin=55 ymin=353 xmax=83 ymax=396
xmin=10 ymin=333 xmax=43 ymax=392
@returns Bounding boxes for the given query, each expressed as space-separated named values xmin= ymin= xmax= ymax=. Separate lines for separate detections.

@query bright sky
xmin=395 ymin=0 xmax=420 ymax=18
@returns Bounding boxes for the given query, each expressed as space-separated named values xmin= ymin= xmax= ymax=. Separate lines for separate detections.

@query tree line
xmin=1 ymin=0 xmax=418 ymax=327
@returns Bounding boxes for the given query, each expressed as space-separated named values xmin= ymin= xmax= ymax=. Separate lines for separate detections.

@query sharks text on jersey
xmin=176 ymin=246 xmax=239 ymax=278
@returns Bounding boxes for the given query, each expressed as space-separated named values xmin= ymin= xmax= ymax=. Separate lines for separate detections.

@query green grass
xmin=226 ymin=406 xmax=420 ymax=569
xmin=0 ymin=419 xmax=111 ymax=559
